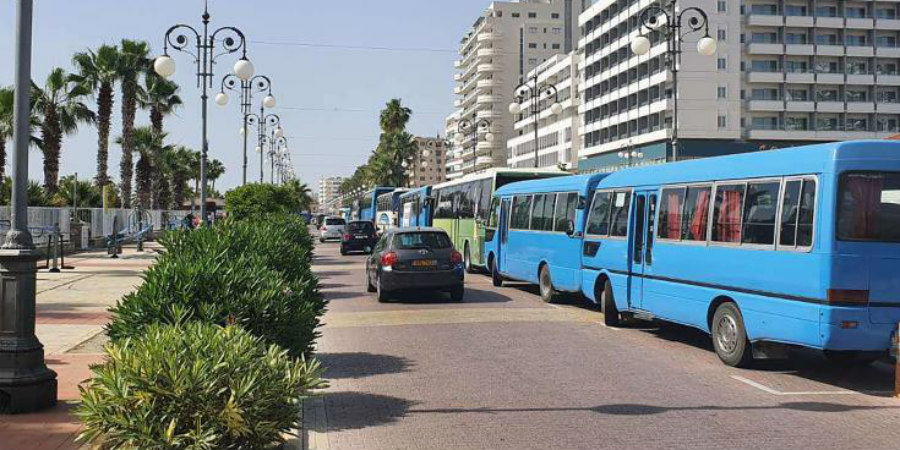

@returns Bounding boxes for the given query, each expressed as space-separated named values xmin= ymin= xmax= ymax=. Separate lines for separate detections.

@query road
xmin=311 ymin=239 xmax=899 ymax=450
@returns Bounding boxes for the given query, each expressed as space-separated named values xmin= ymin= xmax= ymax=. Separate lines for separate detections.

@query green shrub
xmin=77 ymin=322 xmax=325 ymax=450
xmin=224 ymin=183 xmax=300 ymax=220
xmin=107 ymin=215 xmax=325 ymax=357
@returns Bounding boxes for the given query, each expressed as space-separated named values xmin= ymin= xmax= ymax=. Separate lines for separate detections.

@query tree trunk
xmin=41 ymin=105 xmax=61 ymax=194
xmin=0 ymin=138 xmax=6 ymax=180
xmin=135 ymin=153 xmax=152 ymax=210
xmin=149 ymin=106 xmax=163 ymax=209
xmin=158 ymin=176 xmax=172 ymax=209
xmin=95 ymin=82 xmax=113 ymax=188
xmin=173 ymin=173 xmax=186 ymax=209
xmin=120 ymin=79 xmax=137 ymax=208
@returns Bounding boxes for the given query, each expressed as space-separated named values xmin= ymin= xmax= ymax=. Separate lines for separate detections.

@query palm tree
xmin=71 ymin=44 xmax=120 ymax=188
xmin=1 ymin=87 xmax=44 ymax=180
xmin=139 ymin=72 xmax=181 ymax=208
xmin=284 ymin=179 xmax=314 ymax=211
xmin=379 ymin=98 xmax=412 ymax=133
xmin=117 ymin=39 xmax=150 ymax=208
xmin=166 ymin=146 xmax=196 ymax=209
xmin=118 ymin=126 xmax=169 ymax=210
xmin=57 ymin=174 xmax=102 ymax=207
xmin=207 ymin=159 xmax=225 ymax=195
xmin=32 ymin=68 xmax=95 ymax=194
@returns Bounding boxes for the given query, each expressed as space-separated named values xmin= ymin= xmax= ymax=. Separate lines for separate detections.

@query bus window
xmin=554 ymin=193 xmax=577 ymax=232
xmin=837 ymin=171 xmax=900 ymax=242
xmin=477 ymin=179 xmax=492 ymax=222
xmin=586 ymin=192 xmax=612 ymax=235
xmin=609 ymin=191 xmax=631 ymax=237
xmin=511 ymin=195 xmax=532 ymax=229
xmin=712 ymin=184 xmax=745 ymax=243
xmin=531 ymin=194 xmax=547 ymax=230
xmin=658 ymin=188 xmax=685 ymax=240
xmin=633 ymin=195 xmax=646 ymax=262
xmin=488 ymin=197 xmax=500 ymax=228
xmin=681 ymin=186 xmax=711 ymax=241
xmin=779 ymin=178 xmax=817 ymax=248
xmin=796 ymin=179 xmax=816 ymax=246
xmin=741 ymin=181 xmax=780 ymax=245
xmin=646 ymin=193 xmax=657 ymax=263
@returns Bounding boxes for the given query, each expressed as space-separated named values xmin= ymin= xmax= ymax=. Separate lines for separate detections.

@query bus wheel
xmin=491 ymin=260 xmax=504 ymax=287
xmin=711 ymin=302 xmax=754 ymax=368
xmin=600 ymin=280 xmax=620 ymax=326
xmin=538 ymin=265 xmax=558 ymax=303
xmin=464 ymin=243 xmax=475 ymax=274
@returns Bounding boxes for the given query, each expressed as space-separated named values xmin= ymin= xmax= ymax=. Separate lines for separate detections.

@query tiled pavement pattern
xmin=313 ymin=241 xmax=900 ymax=450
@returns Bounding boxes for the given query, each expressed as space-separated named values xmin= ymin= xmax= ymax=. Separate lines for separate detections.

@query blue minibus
xmin=487 ymin=174 xmax=608 ymax=302
xmin=575 ymin=140 xmax=900 ymax=366
xmin=358 ymin=187 xmax=396 ymax=223
xmin=399 ymin=187 xmax=432 ymax=228
xmin=376 ymin=189 xmax=407 ymax=232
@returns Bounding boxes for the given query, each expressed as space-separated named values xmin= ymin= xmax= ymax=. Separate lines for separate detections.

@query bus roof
xmin=399 ymin=186 xmax=431 ymax=199
xmin=433 ymin=167 xmax=568 ymax=190
xmin=597 ymin=140 xmax=900 ymax=188
xmin=494 ymin=173 xmax=608 ymax=196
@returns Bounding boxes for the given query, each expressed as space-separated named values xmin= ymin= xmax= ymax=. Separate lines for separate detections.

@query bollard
xmin=60 ymin=235 xmax=74 ymax=270
xmin=893 ymin=322 xmax=899 ymax=398
xmin=48 ymin=232 xmax=60 ymax=273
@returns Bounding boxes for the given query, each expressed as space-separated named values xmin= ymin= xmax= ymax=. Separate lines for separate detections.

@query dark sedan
xmin=365 ymin=228 xmax=465 ymax=302
xmin=341 ymin=221 xmax=378 ymax=255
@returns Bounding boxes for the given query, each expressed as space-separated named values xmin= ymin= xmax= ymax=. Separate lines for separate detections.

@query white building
xmin=447 ymin=0 xmax=589 ymax=179
xmin=575 ymin=0 xmax=900 ymax=173
xmin=407 ymin=137 xmax=449 ymax=187
xmin=507 ymin=53 xmax=582 ymax=169
xmin=317 ymin=176 xmax=344 ymax=214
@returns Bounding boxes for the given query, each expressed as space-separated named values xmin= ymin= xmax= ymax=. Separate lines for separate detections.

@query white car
xmin=319 ymin=216 xmax=346 ymax=242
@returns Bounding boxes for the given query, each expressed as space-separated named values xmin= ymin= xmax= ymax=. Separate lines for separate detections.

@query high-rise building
xmin=507 ymin=53 xmax=582 ymax=169
xmin=406 ymin=137 xmax=448 ymax=187
xmin=576 ymin=0 xmax=900 ymax=173
xmin=447 ymin=0 xmax=588 ymax=179
xmin=317 ymin=176 xmax=345 ymax=214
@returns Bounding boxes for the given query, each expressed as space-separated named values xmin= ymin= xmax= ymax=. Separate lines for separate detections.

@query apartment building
xmin=507 ymin=53 xmax=582 ymax=169
xmin=447 ymin=0 xmax=588 ymax=179
xmin=317 ymin=176 xmax=344 ymax=214
xmin=406 ymin=137 xmax=449 ymax=187
xmin=575 ymin=0 xmax=900 ymax=173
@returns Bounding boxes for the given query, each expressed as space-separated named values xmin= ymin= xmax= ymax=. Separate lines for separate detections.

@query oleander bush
xmin=224 ymin=183 xmax=301 ymax=221
xmin=77 ymin=322 xmax=325 ymax=450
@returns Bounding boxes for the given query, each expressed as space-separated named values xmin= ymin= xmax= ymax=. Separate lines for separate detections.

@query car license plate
xmin=412 ymin=259 xmax=437 ymax=267
xmin=354 ymin=235 xmax=367 ymax=239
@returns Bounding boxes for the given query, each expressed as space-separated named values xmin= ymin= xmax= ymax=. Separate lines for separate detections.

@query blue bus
xmin=375 ymin=189 xmax=407 ymax=232
xmin=487 ymin=174 xmax=608 ymax=303
xmin=398 ymin=187 xmax=432 ymax=228
xmin=494 ymin=140 xmax=900 ymax=367
xmin=358 ymin=187 xmax=396 ymax=223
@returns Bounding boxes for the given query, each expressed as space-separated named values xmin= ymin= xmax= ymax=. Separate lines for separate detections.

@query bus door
xmin=498 ymin=197 xmax=511 ymax=273
xmin=628 ymin=190 xmax=656 ymax=309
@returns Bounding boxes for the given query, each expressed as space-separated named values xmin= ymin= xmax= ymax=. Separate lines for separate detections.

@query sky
xmin=0 ymin=0 xmax=490 ymax=193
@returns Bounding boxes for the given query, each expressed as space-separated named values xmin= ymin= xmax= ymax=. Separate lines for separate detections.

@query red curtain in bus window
xmin=689 ymin=190 xmax=710 ymax=240
xmin=716 ymin=190 xmax=742 ymax=242
xmin=665 ymin=191 xmax=682 ymax=238
xmin=846 ymin=175 xmax=883 ymax=238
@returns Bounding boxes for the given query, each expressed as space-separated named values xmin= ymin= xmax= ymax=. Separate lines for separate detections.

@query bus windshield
xmin=837 ymin=171 xmax=900 ymax=243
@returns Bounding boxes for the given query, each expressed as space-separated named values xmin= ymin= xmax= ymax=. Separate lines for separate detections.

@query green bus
xmin=431 ymin=168 xmax=568 ymax=272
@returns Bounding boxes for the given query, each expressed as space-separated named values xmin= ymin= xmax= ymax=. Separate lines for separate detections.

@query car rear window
xmin=347 ymin=222 xmax=373 ymax=232
xmin=393 ymin=232 xmax=452 ymax=249
xmin=837 ymin=171 xmax=900 ymax=243
xmin=325 ymin=218 xmax=346 ymax=226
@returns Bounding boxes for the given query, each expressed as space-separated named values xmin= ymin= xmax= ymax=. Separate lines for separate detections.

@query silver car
xmin=319 ymin=216 xmax=346 ymax=243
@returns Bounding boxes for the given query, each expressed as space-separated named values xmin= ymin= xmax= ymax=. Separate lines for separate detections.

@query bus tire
xmin=600 ymin=280 xmax=620 ymax=326
xmin=491 ymin=260 xmax=504 ymax=287
xmin=464 ymin=243 xmax=475 ymax=274
xmin=538 ymin=265 xmax=558 ymax=303
xmin=711 ymin=302 xmax=754 ymax=368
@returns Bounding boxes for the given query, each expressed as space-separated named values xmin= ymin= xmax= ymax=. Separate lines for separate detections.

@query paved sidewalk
xmin=0 ymin=243 xmax=159 ymax=450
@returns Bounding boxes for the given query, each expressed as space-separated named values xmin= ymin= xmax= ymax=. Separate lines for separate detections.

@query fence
xmin=0 ymin=207 xmax=189 ymax=246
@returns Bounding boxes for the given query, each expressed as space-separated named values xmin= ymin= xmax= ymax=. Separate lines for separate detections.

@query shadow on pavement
xmin=314 ymin=271 xmax=349 ymax=279
xmin=386 ymin=287 xmax=512 ymax=304
xmin=318 ymin=352 xmax=414 ymax=380
xmin=323 ymin=392 xmax=415 ymax=431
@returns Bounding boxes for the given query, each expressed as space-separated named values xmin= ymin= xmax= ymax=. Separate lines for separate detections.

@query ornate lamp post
xmin=247 ymin=112 xmax=281 ymax=183
xmin=0 ymin=0 xmax=57 ymax=413
xmin=453 ymin=118 xmax=493 ymax=175
xmin=509 ymin=78 xmax=562 ymax=169
xmin=216 ymin=74 xmax=274 ymax=185
xmin=152 ymin=0 xmax=255 ymax=225
xmin=617 ymin=140 xmax=644 ymax=168
xmin=630 ymin=0 xmax=717 ymax=161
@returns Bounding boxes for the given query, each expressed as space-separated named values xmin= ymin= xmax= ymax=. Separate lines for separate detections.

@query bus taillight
xmin=826 ymin=289 xmax=869 ymax=305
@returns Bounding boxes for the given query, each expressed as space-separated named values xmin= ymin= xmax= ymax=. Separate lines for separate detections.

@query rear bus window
xmin=394 ymin=232 xmax=452 ymax=249
xmin=712 ymin=184 xmax=745 ymax=243
xmin=326 ymin=218 xmax=345 ymax=226
xmin=586 ymin=192 xmax=612 ymax=235
xmin=837 ymin=172 xmax=900 ymax=243
xmin=780 ymin=178 xmax=816 ymax=247
xmin=658 ymin=188 xmax=685 ymax=239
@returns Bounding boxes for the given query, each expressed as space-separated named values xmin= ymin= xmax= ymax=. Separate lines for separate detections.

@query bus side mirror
xmin=565 ymin=220 xmax=575 ymax=236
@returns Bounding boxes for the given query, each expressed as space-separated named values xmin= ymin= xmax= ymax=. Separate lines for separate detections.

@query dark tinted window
xmin=325 ymin=218 xmax=346 ymax=226
xmin=394 ymin=232 xmax=452 ymax=249
xmin=433 ymin=187 xmax=455 ymax=219
xmin=511 ymin=195 xmax=532 ymax=229
xmin=779 ymin=180 xmax=802 ymax=246
xmin=797 ymin=180 xmax=816 ymax=246
xmin=837 ymin=172 xmax=900 ymax=242
xmin=712 ymin=184 xmax=745 ymax=243
xmin=586 ymin=191 xmax=612 ymax=235
xmin=609 ymin=191 xmax=631 ymax=237
xmin=554 ymin=193 xmax=578 ymax=232
xmin=681 ymin=186 xmax=711 ymax=241
xmin=530 ymin=194 xmax=546 ymax=230
xmin=477 ymin=179 xmax=492 ymax=221
xmin=458 ymin=182 xmax=475 ymax=217
xmin=347 ymin=222 xmax=374 ymax=232
xmin=741 ymin=181 xmax=780 ymax=245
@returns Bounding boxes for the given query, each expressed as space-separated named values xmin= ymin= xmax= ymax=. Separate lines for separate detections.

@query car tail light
xmin=450 ymin=250 xmax=463 ymax=264
xmin=380 ymin=251 xmax=398 ymax=267
xmin=826 ymin=289 xmax=869 ymax=305
xmin=342 ymin=234 xmax=352 ymax=241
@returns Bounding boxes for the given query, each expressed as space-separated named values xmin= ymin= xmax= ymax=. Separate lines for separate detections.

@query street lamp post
xmin=617 ymin=140 xmax=644 ymax=168
xmin=454 ymin=119 xmax=493 ymax=175
xmin=630 ymin=0 xmax=717 ymax=162
xmin=216 ymin=74 xmax=274 ymax=185
xmin=509 ymin=77 xmax=563 ymax=169
xmin=153 ymin=0 xmax=255 ymax=225
xmin=248 ymin=111 xmax=281 ymax=183
xmin=0 ymin=0 xmax=58 ymax=413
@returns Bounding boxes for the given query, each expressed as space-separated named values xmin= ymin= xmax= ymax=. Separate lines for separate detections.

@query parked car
xmin=341 ymin=220 xmax=378 ymax=255
xmin=319 ymin=216 xmax=346 ymax=243
xmin=365 ymin=228 xmax=465 ymax=302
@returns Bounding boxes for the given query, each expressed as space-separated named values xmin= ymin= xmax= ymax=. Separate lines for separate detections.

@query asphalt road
xmin=311 ymin=238 xmax=900 ymax=450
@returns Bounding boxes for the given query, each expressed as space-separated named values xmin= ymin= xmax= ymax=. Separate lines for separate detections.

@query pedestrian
xmin=182 ymin=213 xmax=195 ymax=230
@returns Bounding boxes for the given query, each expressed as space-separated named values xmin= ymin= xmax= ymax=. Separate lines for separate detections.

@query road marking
xmin=730 ymin=375 xmax=894 ymax=396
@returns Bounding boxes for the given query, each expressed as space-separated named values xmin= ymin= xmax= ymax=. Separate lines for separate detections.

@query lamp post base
xmin=0 ymin=249 xmax=58 ymax=414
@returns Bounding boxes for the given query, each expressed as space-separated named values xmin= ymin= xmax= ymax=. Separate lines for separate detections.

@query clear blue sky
xmin=0 ymin=0 xmax=490 ymax=192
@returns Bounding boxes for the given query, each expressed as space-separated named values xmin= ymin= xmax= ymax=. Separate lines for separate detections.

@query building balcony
xmin=847 ymin=74 xmax=875 ymax=84
xmin=476 ymin=94 xmax=503 ymax=104
xmin=877 ymin=74 xmax=900 ymax=85
xmin=785 ymin=44 xmax=814 ymax=55
xmin=476 ymin=109 xmax=502 ymax=119
xmin=454 ymin=73 xmax=463 ymax=81
xmin=477 ymin=79 xmax=501 ymax=89
xmin=454 ymin=99 xmax=464 ymax=108
xmin=846 ymin=101 xmax=875 ymax=113
xmin=817 ymin=101 xmax=845 ymax=112
xmin=876 ymin=18 xmax=900 ymax=30
xmin=477 ymin=31 xmax=500 ymax=42
xmin=846 ymin=18 xmax=874 ymax=29
xmin=477 ymin=48 xmax=501 ymax=58
xmin=846 ymin=45 xmax=875 ymax=57
xmin=747 ymin=71 xmax=784 ymax=83
xmin=785 ymin=72 xmax=815 ymax=83
xmin=475 ymin=156 xmax=494 ymax=167
xmin=454 ymin=60 xmax=463 ymax=69
xmin=816 ymin=73 xmax=845 ymax=84
xmin=747 ymin=99 xmax=785 ymax=111
xmin=877 ymin=102 xmax=900 ymax=113
xmin=876 ymin=47 xmax=900 ymax=58
xmin=477 ymin=63 xmax=501 ymax=72
xmin=815 ymin=17 xmax=844 ymax=28
xmin=454 ymin=86 xmax=464 ymax=95
xmin=785 ymin=101 xmax=815 ymax=111
xmin=785 ymin=15 xmax=814 ymax=27
xmin=747 ymin=14 xmax=784 ymax=26
xmin=816 ymin=44 xmax=844 ymax=56
xmin=747 ymin=43 xmax=784 ymax=54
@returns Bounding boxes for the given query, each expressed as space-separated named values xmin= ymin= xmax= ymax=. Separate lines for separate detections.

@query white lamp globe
xmin=263 ymin=94 xmax=276 ymax=109
xmin=484 ymin=132 xmax=495 ymax=142
xmin=550 ymin=102 xmax=563 ymax=115
xmin=239 ymin=126 xmax=245 ymax=136
xmin=697 ymin=36 xmax=718 ymax=56
xmin=255 ymin=146 xmax=262 ymax=153
xmin=508 ymin=102 xmax=522 ymax=115
xmin=274 ymin=127 xmax=284 ymax=139
xmin=153 ymin=55 xmax=176 ymax=78
xmin=422 ymin=149 xmax=430 ymax=158
xmin=401 ymin=161 xmax=408 ymax=168
xmin=618 ymin=151 xmax=625 ymax=158
xmin=631 ymin=35 xmax=651 ymax=56
xmin=454 ymin=132 xmax=465 ymax=144
xmin=215 ymin=92 xmax=228 ymax=107
xmin=233 ymin=58 xmax=255 ymax=81
xmin=421 ymin=161 xmax=429 ymax=168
